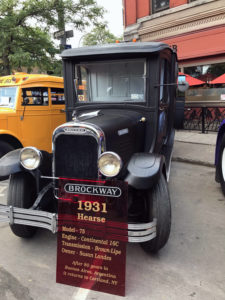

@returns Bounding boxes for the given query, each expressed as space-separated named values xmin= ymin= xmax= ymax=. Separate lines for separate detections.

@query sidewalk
xmin=173 ymin=130 xmax=217 ymax=167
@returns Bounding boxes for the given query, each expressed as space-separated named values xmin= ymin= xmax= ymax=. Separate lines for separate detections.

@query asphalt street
xmin=0 ymin=161 xmax=225 ymax=300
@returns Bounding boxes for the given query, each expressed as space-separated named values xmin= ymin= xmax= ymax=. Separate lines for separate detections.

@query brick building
xmin=123 ymin=0 xmax=225 ymax=83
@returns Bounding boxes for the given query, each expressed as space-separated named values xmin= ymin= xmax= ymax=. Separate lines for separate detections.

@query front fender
xmin=0 ymin=149 xmax=52 ymax=178
xmin=215 ymin=120 xmax=225 ymax=166
xmin=0 ymin=149 xmax=22 ymax=177
xmin=125 ymin=153 xmax=164 ymax=190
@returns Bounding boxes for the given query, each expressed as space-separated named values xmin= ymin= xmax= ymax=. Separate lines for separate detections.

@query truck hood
xmin=75 ymin=108 xmax=146 ymax=165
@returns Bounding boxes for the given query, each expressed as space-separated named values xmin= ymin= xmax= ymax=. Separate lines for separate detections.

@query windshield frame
xmin=74 ymin=58 xmax=147 ymax=104
xmin=0 ymin=86 xmax=18 ymax=109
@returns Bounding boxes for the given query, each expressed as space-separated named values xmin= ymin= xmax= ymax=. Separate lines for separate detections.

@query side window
xmin=75 ymin=66 xmax=88 ymax=102
xmin=51 ymin=88 xmax=65 ymax=105
xmin=160 ymin=59 xmax=170 ymax=104
xmin=22 ymin=87 xmax=49 ymax=106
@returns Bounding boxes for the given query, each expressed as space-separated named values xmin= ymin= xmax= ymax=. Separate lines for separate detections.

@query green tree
xmin=0 ymin=0 xmax=104 ymax=75
xmin=82 ymin=23 xmax=121 ymax=46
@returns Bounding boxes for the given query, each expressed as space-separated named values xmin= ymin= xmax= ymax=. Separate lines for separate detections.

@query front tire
xmin=218 ymin=134 xmax=225 ymax=195
xmin=7 ymin=172 xmax=37 ymax=238
xmin=140 ymin=174 xmax=171 ymax=253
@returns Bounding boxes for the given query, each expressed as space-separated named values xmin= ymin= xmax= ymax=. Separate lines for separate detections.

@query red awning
xmin=209 ymin=74 xmax=225 ymax=84
xmin=179 ymin=72 xmax=205 ymax=86
xmin=162 ymin=26 xmax=225 ymax=62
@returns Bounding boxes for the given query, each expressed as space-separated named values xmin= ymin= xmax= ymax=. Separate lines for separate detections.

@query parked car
xmin=0 ymin=73 xmax=65 ymax=160
xmin=0 ymin=42 xmax=185 ymax=253
xmin=215 ymin=121 xmax=225 ymax=195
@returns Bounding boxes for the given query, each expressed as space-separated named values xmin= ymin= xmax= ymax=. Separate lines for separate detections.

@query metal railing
xmin=184 ymin=101 xmax=225 ymax=133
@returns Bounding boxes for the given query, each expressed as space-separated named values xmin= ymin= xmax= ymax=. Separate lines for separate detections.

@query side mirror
xmin=178 ymin=81 xmax=189 ymax=92
xmin=22 ymin=97 xmax=29 ymax=105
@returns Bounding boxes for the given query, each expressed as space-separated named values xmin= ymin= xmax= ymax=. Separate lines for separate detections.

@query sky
xmin=69 ymin=0 xmax=124 ymax=47
xmin=96 ymin=0 xmax=124 ymax=36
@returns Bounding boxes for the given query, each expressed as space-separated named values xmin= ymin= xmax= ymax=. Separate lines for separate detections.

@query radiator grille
xmin=54 ymin=134 xmax=98 ymax=179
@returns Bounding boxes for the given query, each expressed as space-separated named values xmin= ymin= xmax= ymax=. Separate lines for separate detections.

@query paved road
xmin=0 ymin=162 xmax=225 ymax=300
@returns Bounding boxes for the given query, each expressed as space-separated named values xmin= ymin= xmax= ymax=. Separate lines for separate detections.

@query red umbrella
xmin=209 ymin=74 xmax=225 ymax=84
xmin=179 ymin=72 xmax=205 ymax=86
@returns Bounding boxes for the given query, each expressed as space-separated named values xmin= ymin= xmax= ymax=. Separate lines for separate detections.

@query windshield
xmin=0 ymin=87 xmax=18 ymax=108
xmin=75 ymin=59 xmax=146 ymax=103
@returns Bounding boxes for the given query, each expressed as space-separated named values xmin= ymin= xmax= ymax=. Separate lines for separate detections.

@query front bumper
xmin=0 ymin=205 xmax=156 ymax=243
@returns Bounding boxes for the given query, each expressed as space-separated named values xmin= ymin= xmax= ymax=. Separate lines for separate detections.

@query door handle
xmin=159 ymin=104 xmax=166 ymax=111
xmin=60 ymin=109 xmax=65 ymax=113
xmin=159 ymin=103 xmax=168 ymax=111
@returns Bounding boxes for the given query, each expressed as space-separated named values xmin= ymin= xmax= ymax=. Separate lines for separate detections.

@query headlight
xmin=98 ymin=152 xmax=122 ymax=177
xmin=20 ymin=147 xmax=41 ymax=170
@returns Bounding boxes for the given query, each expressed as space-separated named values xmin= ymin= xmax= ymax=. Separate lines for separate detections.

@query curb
xmin=175 ymin=140 xmax=216 ymax=147
xmin=172 ymin=157 xmax=214 ymax=168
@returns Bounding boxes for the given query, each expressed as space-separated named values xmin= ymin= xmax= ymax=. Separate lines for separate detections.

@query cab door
xmin=18 ymin=87 xmax=52 ymax=152
xmin=157 ymin=58 xmax=171 ymax=148
xmin=49 ymin=87 xmax=66 ymax=133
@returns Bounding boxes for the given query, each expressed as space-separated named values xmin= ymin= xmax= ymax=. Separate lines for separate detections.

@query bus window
xmin=51 ymin=88 xmax=65 ymax=105
xmin=22 ymin=87 xmax=49 ymax=106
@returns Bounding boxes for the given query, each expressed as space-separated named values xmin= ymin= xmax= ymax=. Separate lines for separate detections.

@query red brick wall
xmin=137 ymin=0 xmax=150 ymax=19
xmin=170 ymin=0 xmax=188 ymax=8
xmin=124 ymin=0 xmax=137 ymax=26
xmin=124 ymin=0 xmax=188 ymax=26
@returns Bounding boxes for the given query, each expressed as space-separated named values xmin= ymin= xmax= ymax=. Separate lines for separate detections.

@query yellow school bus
xmin=0 ymin=73 xmax=65 ymax=157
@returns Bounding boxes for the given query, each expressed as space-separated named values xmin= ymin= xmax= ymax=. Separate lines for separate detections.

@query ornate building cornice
xmin=124 ymin=0 xmax=225 ymax=42
xmin=140 ymin=12 xmax=225 ymax=41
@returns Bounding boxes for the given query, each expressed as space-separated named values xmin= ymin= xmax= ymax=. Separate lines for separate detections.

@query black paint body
xmin=0 ymin=42 xmax=179 ymax=222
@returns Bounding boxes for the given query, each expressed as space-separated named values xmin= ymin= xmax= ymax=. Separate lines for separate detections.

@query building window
xmin=152 ymin=0 xmax=169 ymax=13
xmin=184 ymin=62 xmax=225 ymax=102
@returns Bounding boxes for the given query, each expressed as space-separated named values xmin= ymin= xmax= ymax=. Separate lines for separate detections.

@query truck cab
xmin=0 ymin=42 xmax=181 ymax=253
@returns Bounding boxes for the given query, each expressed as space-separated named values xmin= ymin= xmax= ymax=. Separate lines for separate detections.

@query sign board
xmin=56 ymin=178 xmax=128 ymax=296
xmin=64 ymin=45 xmax=72 ymax=49
xmin=54 ymin=30 xmax=73 ymax=40
xmin=66 ymin=30 xmax=73 ymax=39
xmin=54 ymin=30 xmax=65 ymax=39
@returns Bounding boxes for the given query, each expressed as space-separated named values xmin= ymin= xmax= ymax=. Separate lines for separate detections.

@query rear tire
xmin=0 ymin=140 xmax=14 ymax=181
xmin=7 ymin=172 xmax=37 ymax=238
xmin=140 ymin=174 xmax=171 ymax=253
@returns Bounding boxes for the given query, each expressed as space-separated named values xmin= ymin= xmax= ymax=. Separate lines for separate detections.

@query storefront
xmin=123 ymin=0 xmax=225 ymax=103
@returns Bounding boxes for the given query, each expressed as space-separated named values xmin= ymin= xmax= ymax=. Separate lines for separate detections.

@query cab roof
xmin=0 ymin=73 xmax=63 ymax=87
xmin=61 ymin=42 xmax=172 ymax=59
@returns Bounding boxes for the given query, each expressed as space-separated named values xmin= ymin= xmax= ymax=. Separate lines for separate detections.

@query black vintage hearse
xmin=0 ymin=42 xmax=183 ymax=253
